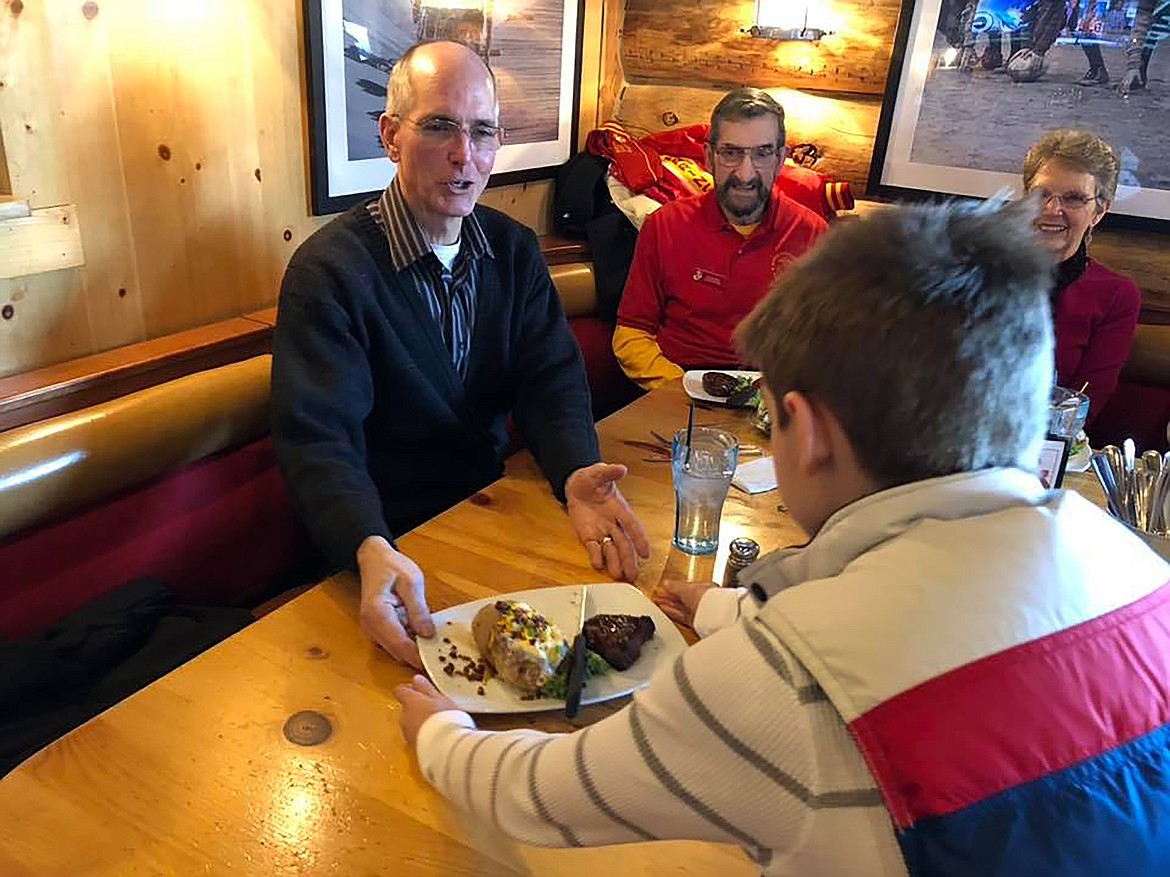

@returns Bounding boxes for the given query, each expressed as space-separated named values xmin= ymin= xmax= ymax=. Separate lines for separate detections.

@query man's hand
xmin=652 ymin=578 xmax=717 ymax=629
xmin=393 ymin=674 xmax=460 ymax=748
xmin=565 ymin=462 xmax=650 ymax=582
xmin=357 ymin=536 xmax=434 ymax=669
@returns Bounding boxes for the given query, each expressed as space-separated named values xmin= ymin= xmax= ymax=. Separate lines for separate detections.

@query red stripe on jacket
xmin=849 ymin=581 xmax=1170 ymax=828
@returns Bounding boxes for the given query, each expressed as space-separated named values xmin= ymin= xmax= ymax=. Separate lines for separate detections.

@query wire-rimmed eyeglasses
xmin=395 ymin=114 xmax=504 ymax=153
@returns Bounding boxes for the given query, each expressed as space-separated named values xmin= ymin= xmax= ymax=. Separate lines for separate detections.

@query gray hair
xmin=384 ymin=41 xmax=499 ymax=119
xmin=709 ymin=88 xmax=786 ymax=146
xmin=736 ymin=198 xmax=1054 ymax=487
xmin=1023 ymin=129 xmax=1120 ymax=202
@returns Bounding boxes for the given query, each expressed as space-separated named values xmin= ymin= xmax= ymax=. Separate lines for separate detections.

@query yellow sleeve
xmin=612 ymin=325 xmax=684 ymax=390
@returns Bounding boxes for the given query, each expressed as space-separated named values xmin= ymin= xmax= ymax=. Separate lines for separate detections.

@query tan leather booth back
xmin=0 ymin=356 xmax=272 ymax=541
xmin=1124 ymin=325 xmax=1170 ymax=386
xmin=549 ymin=263 xmax=598 ymax=319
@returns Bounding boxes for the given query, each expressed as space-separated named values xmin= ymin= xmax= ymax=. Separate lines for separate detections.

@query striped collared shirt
xmin=368 ymin=177 xmax=492 ymax=378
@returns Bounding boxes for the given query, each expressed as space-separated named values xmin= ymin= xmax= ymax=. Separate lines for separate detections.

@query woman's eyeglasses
xmin=397 ymin=115 xmax=504 ymax=153
xmin=712 ymin=144 xmax=781 ymax=168
xmin=1031 ymin=188 xmax=1100 ymax=210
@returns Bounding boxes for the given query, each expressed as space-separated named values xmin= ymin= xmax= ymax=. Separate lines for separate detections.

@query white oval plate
xmin=419 ymin=583 xmax=686 ymax=714
xmin=682 ymin=369 xmax=762 ymax=406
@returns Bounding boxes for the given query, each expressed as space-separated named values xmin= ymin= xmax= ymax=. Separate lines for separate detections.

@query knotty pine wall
xmin=0 ymin=0 xmax=613 ymax=378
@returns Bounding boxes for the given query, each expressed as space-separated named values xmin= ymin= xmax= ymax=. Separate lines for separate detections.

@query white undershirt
xmin=431 ymin=240 xmax=460 ymax=271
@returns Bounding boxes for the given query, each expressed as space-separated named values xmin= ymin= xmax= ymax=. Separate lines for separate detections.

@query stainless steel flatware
xmin=1101 ymin=445 xmax=1129 ymax=524
xmin=1093 ymin=439 xmax=1170 ymax=535
xmin=1151 ymin=467 xmax=1170 ymax=534
xmin=1135 ymin=468 xmax=1154 ymax=532
xmin=1143 ymin=449 xmax=1163 ymax=477
xmin=1091 ymin=452 xmax=1122 ymax=520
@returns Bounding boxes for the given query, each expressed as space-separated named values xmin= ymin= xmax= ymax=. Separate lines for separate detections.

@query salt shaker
xmin=722 ymin=537 xmax=761 ymax=588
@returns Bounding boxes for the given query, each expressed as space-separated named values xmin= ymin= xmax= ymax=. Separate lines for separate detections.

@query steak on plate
xmin=702 ymin=371 xmax=760 ymax=407
xmin=583 ymin=613 xmax=656 ymax=671
xmin=702 ymin=371 xmax=740 ymax=398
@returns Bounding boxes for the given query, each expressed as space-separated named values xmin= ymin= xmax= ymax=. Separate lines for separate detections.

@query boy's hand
xmin=653 ymin=579 xmax=717 ymax=629
xmin=394 ymin=674 xmax=459 ymax=748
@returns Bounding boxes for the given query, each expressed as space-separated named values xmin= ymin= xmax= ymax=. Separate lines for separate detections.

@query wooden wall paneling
xmin=480 ymin=180 xmax=554 ymax=234
xmin=0 ymin=1 xmax=95 ymax=379
xmin=616 ymin=82 xmax=881 ymax=191
xmin=244 ymin=1 xmax=324 ymax=304
xmin=0 ymin=130 xmax=10 ymax=194
xmin=192 ymin=2 xmax=270 ymax=327
xmin=621 ymin=0 xmax=900 ymax=95
xmin=1094 ymin=229 xmax=1170 ymax=307
xmin=101 ymin=1 xmax=276 ymax=338
xmin=0 ymin=271 xmax=93 ymax=378
xmin=596 ymin=0 xmax=627 ymax=124
xmin=48 ymin=0 xmax=146 ymax=354
xmin=578 ymin=0 xmax=604 ymax=141
xmin=576 ymin=0 xmax=627 ymax=132
xmin=100 ymin=3 xmax=198 ymax=337
xmin=0 ymin=205 xmax=84 ymax=279
xmin=214 ymin=1 xmax=276 ymax=318
xmin=0 ymin=0 xmax=71 ymax=207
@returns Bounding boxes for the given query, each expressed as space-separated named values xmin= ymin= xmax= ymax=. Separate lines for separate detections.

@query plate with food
xmin=683 ymin=370 xmax=762 ymax=407
xmin=419 ymin=583 xmax=685 ymax=714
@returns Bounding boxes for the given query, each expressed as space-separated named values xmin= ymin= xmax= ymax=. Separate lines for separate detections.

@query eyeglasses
xmin=712 ymin=144 xmax=781 ymax=168
xmin=1030 ymin=188 xmax=1100 ymax=210
xmin=396 ymin=115 xmax=504 ymax=152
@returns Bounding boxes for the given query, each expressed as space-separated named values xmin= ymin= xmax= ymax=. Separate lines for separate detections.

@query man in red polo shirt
xmin=613 ymin=89 xmax=827 ymax=388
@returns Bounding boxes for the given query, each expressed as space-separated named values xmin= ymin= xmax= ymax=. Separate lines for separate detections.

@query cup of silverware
xmin=1090 ymin=438 xmax=1170 ymax=562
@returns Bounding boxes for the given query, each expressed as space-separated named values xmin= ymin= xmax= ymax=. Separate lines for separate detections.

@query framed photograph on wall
xmin=304 ymin=0 xmax=584 ymax=215
xmin=868 ymin=0 xmax=1170 ymax=230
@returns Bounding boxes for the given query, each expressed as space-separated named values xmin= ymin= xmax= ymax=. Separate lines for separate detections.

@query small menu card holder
xmin=1038 ymin=433 xmax=1072 ymax=489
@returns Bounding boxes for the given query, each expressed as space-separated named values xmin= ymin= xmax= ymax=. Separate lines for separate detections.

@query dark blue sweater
xmin=271 ymin=202 xmax=600 ymax=570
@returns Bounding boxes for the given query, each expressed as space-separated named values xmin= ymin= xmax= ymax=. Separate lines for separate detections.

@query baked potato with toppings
xmin=472 ymin=601 xmax=569 ymax=694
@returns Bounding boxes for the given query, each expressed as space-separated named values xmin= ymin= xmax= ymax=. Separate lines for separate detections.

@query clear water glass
xmin=672 ymin=427 xmax=739 ymax=556
xmin=1049 ymin=386 xmax=1090 ymax=439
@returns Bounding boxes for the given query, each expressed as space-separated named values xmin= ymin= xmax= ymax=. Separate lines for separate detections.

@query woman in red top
xmin=1022 ymin=130 xmax=1141 ymax=426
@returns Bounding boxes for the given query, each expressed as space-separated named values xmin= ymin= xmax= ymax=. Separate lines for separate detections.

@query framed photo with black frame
xmin=1038 ymin=433 xmax=1073 ymax=489
xmin=868 ymin=0 xmax=1170 ymax=232
xmin=304 ymin=0 xmax=585 ymax=215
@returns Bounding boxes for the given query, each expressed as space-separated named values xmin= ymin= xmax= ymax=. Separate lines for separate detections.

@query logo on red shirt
xmin=691 ymin=268 xmax=726 ymax=288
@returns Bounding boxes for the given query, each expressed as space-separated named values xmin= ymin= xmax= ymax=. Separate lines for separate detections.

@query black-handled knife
xmin=565 ymin=584 xmax=588 ymax=719
xmin=564 ymin=632 xmax=588 ymax=719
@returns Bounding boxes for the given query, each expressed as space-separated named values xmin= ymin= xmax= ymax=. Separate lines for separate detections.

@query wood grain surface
xmin=621 ymin=0 xmax=901 ymax=94
xmin=0 ymin=382 xmax=789 ymax=876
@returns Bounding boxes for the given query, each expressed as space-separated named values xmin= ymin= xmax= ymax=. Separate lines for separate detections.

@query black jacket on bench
xmin=271 ymin=201 xmax=600 ymax=571
xmin=1 ymin=579 xmax=250 ymax=776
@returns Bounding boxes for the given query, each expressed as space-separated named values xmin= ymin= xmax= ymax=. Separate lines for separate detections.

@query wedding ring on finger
xmin=599 ymin=535 xmax=615 ymax=547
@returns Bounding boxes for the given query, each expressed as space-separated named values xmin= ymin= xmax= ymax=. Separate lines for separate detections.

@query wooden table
xmin=0 ymin=383 xmax=789 ymax=876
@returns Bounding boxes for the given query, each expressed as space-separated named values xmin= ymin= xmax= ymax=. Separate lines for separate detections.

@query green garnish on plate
xmin=539 ymin=651 xmax=611 ymax=699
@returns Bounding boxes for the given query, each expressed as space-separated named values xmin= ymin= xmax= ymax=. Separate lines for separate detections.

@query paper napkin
xmin=732 ymin=456 xmax=778 ymax=494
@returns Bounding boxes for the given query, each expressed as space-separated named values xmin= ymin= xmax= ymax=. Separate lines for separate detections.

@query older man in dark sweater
xmin=272 ymin=41 xmax=648 ymax=668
